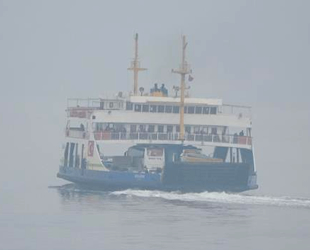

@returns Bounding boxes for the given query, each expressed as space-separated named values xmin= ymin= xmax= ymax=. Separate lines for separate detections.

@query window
xmin=139 ymin=125 xmax=146 ymax=132
xmin=142 ymin=105 xmax=149 ymax=112
xmin=126 ymin=102 xmax=133 ymax=110
xmin=184 ymin=106 xmax=188 ymax=113
xmin=211 ymin=127 xmax=217 ymax=134
xmin=128 ymin=148 xmax=144 ymax=157
xmin=185 ymin=126 xmax=191 ymax=134
xmin=194 ymin=126 xmax=200 ymax=133
xmin=203 ymin=107 xmax=210 ymax=114
xmin=165 ymin=106 xmax=172 ymax=113
xmin=158 ymin=125 xmax=164 ymax=133
xmin=69 ymin=143 xmax=75 ymax=167
xmin=109 ymin=102 xmax=114 ymax=108
xmin=173 ymin=106 xmax=180 ymax=113
xmin=167 ymin=125 xmax=173 ymax=133
xmin=210 ymin=107 xmax=217 ymax=114
xmin=75 ymin=144 xmax=79 ymax=168
xmin=158 ymin=105 xmax=164 ymax=113
xmin=188 ymin=106 xmax=195 ymax=114
xmin=64 ymin=143 xmax=69 ymax=167
xmin=203 ymin=127 xmax=208 ymax=134
xmin=176 ymin=125 xmax=180 ymax=132
xmin=147 ymin=148 xmax=163 ymax=157
xmin=130 ymin=125 xmax=136 ymax=132
xmin=148 ymin=125 xmax=155 ymax=133
xmin=135 ymin=104 xmax=141 ymax=112
xmin=195 ymin=106 xmax=202 ymax=114
xmin=150 ymin=105 xmax=157 ymax=113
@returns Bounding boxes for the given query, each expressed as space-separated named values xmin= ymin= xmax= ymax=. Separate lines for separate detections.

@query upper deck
xmin=65 ymin=95 xmax=253 ymax=149
xmin=64 ymin=35 xmax=254 ymax=149
xmin=66 ymin=95 xmax=252 ymax=128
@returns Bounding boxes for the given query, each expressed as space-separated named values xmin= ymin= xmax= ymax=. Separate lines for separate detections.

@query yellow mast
xmin=128 ymin=33 xmax=147 ymax=95
xmin=172 ymin=35 xmax=191 ymax=141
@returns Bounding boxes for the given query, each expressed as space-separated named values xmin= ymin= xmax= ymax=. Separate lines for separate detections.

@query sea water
xmin=1 ymin=179 xmax=310 ymax=250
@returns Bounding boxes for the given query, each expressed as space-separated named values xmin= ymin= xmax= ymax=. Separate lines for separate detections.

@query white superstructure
xmin=62 ymin=34 xmax=254 ymax=172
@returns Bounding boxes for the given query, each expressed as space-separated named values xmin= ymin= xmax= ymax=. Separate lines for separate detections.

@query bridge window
xmin=176 ymin=125 xmax=180 ymax=132
xmin=195 ymin=106 xmax=202 ymax=114
xmin=188 ymin=106 xmax=195 ymax=114
xmin=109 ymin=102 xmax=114 ymax=108
xmin=173 ymin=106 xmax=180 ymax=113
xmin=150 ymin=105 xmax=157 ymax=113
xmin=158 ymin=125 xmax=164 ymax=133
xmin=126 ymin=102 xmax=133 ymax=110
xmin=165 ymin=105 xmax=172 ymax=113
xmin=142 ymin=105 xmax=149 ymax=112
xmin=158 ymin=105 xmax=165 ymax=113
xmin=135 ymin=104 xmax=141 ymax=112
xmin=203 ymin=107 xmax=210 ymax=114
xmin=210 ymin=107 xmax=217 ymax=114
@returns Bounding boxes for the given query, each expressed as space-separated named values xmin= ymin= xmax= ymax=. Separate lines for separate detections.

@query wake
xmin=111 ymin=189 xmax=310 ymax=208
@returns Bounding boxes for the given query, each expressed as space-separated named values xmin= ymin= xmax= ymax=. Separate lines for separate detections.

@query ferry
xmin=57 ymin=34 xmax=258 ymax=192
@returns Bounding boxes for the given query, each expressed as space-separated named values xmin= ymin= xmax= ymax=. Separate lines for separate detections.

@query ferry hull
xmin=57 ymin=165 xmax=258 ymax=192
xmin=162 ymin=162 xmax=257 ymax=192
xmin=57 ymin=166 xmax=162 ymax=190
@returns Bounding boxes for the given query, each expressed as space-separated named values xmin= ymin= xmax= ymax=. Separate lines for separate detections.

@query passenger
xmin=233 ymin=133 xmax=238 ymax=143
xmin=80 ymin=123 xmax=85 ymax=131
xmin=138 ymin=125 xmax=146 ymax=132
xmin=239 ymin=130 xmax=244 ymax=136
xmin=161 ymin=84 xmax=168 ymax=96
xmin=81 ymin=158 xmax=86 ymax=169
xmin=154 ymin=83 xmax=159 ymax=92
xmin=151 ymin=83 xmax=159 ymax=94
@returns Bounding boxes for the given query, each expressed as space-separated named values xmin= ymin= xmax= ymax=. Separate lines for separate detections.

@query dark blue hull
xmin=57 ymin=164 xmax=258 ymax=192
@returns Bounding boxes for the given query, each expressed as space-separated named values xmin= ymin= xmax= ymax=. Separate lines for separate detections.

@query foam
xmin=111 ymin=189 xmax=310 ymax=208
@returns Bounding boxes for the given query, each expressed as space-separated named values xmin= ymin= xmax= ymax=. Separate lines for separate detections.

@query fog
xmin=1 ymin=0 xmax=310 ymax=197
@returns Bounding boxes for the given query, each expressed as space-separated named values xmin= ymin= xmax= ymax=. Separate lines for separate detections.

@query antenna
xmin=128 ymin=33 xmax=147 ymax=95
xmin=172 ymin=35 xmax=192 ymax=141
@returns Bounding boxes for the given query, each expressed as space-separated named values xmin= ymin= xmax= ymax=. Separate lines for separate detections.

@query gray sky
xmin=1 ymin=0 xmax=309 ymax=196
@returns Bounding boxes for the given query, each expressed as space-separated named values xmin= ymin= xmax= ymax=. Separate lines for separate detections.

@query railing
xmin=66 ymin=98 xmax=252 ymax=119
xmin=67 ymin=98 xmax=102 ymax=109
xmin=66 ymin=129 xmax=89 ymax=139
xmin=92 ymin=132 xmax=252 ymax=146
xmin=221 ymin=104 xmax=252 ymax=118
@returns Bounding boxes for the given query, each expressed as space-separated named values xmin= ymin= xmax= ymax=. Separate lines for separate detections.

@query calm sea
xmin=1 ymin=168 xmax=310 ymax=250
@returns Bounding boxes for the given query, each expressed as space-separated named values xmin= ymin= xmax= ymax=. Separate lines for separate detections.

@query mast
xmin=128 ymin=33 xmax=147 ymax=95
xmin=172 ymin=35 xmax=191 ymax=141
